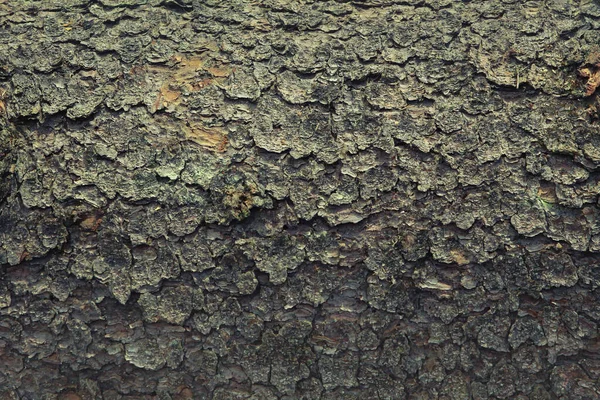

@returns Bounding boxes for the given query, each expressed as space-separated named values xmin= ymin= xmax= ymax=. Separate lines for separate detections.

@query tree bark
xmin=1 ymin=0 xmax=600 ymax=398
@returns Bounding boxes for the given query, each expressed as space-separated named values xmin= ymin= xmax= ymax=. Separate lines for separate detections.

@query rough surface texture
xmin=1 ymin=0 xmax=600 ymax=399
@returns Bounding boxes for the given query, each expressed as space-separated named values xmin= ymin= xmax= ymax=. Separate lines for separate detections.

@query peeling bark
xmin=1 ymin=0 xmax=600 ymax=398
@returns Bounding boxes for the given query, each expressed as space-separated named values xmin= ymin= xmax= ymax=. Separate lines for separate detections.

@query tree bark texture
xmin=1 ymin=0 xmax=600 ymax=399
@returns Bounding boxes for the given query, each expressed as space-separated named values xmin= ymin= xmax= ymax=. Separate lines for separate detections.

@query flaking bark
xmin=1 ymin=0 xmax=600 ymax=399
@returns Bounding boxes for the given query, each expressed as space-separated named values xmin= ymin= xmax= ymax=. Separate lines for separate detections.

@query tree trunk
xmin=1 ymin=0 xmax=599 ymax=398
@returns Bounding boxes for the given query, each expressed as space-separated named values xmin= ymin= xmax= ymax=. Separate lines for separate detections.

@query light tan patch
xmin=152 ymin=54 xmax=233 ymax=112
xmin=80 ymin=215 xmax=102 ymax=231
xmin=450 ymin=249 xmax=470 ymax=265
xmin=160 ymin=85 xmax=180 ymax=102
xmin=417 ymin=278 xmax=452 ymax=291
xmin=173 ymin=56 xmax=204 ymax=82
xmin=0 ymin=87 xmax=7 ymax=119
xmin=579 ymin=66 xmax=600 ymax=96
xmin=183 ymin=123 xmax=228 ymax=153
